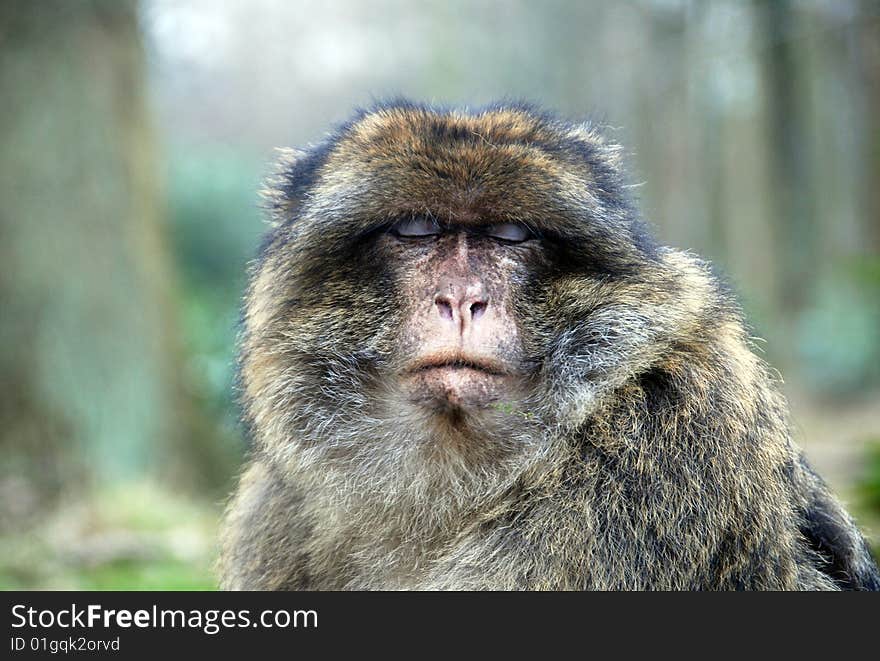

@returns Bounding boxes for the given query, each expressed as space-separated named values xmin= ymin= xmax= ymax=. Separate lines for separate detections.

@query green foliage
xmin=166 ymin=147 xmax=264 ymax=291
xmin=0 ymin=483 xmax=217 ymax=590
xmin=163 ymin=147 xmax=268 ymax=488
xmin=69 ymin=559 xmax=216 ymax=591
xmin=860 ymin=440 xmax=880 ymax=516
xmin=796 ymin=257 xmax=880 ymax=393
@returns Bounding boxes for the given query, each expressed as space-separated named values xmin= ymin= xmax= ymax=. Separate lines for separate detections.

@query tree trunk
xmin=0 ymin=1 xmax=187 ymax=525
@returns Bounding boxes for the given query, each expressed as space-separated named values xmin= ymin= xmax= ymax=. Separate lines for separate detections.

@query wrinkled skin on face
xmin=386 ymin=224 xmax=533 ymax=413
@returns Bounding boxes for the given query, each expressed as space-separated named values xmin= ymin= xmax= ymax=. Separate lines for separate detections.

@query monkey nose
xmin=434 ymin=290 xmax=488 ymax=327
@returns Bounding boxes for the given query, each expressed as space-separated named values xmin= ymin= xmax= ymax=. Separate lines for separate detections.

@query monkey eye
xmin=390 ymin=218 xmax=440 ymax=238
xmin=485 ymin=223 xmax=532 ymax=244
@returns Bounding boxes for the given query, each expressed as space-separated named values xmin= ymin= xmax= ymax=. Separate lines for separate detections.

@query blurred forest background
xmin=1 ymin=0 xmax=879 ymax=589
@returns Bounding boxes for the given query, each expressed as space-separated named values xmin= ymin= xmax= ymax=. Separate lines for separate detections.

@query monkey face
xmin=380 ymin=219 xmax=536 ymax=414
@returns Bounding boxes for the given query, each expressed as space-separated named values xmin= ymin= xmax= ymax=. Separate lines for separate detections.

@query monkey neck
xmin=294 ymin=427 xmax=563 ymax=589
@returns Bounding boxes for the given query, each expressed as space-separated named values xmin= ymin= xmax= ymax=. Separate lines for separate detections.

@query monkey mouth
xmin=409 ymin=356 xmax=507 ymax=376
xmin=404 ymin=354 xmax=512 ymax=409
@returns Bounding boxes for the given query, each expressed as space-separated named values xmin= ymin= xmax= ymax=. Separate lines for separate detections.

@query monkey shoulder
xmin=218 ymin=459 xmax=312 ymax=590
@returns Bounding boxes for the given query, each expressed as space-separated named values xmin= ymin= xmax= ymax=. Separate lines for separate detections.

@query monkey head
xmin=242 ymin=101 xmax=698 ymax=526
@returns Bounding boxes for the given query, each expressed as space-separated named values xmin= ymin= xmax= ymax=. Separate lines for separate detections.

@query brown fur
xmin=218 ymin=101 xmax=879 ymax=590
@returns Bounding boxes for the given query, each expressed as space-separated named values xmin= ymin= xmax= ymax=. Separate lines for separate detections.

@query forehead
xmin=313 ymin=107 xmax=597 ymax=227
xmin=347 ymin=106 xmax=561 ymax=148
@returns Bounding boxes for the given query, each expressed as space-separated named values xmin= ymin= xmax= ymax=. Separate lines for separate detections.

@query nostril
xmin=470 ymin=301 xmax=487 ymax=320
xmin=436 ymin=299 xmax=454 ymax=320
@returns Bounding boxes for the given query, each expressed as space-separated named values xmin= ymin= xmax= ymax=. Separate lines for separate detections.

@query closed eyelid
xmin=391 ymin=218 xmax=441 ymax=237
xmin=484 ymin=223 xmax=531 ymax=242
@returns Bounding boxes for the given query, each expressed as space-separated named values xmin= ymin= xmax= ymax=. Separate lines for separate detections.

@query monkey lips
xmin=404 ymin=354 xmax=514 ymax=410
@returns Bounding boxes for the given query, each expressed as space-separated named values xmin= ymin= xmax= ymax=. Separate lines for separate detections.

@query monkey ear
xmin=260 ymin=147 xmax=310 ymax=227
